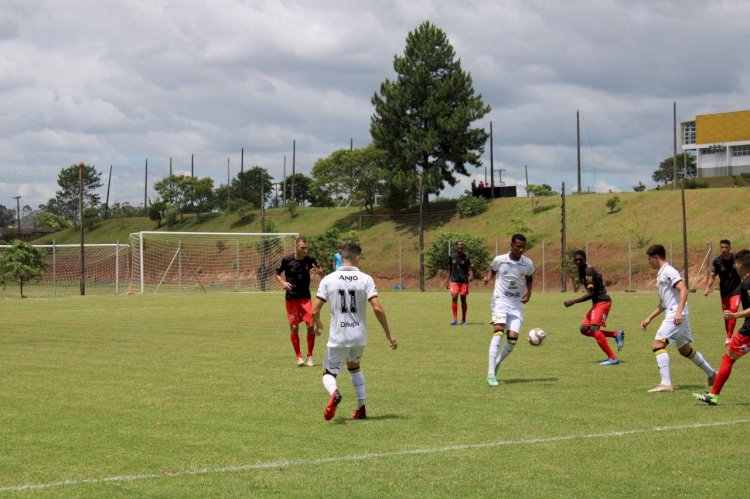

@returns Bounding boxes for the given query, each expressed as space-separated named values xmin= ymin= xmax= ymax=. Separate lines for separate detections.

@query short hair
xmin=735 ymin=249 xmax=750 ymax=268
xmin=295 ymin=236 xmax=308 ymax=245
xmin=511 ymin=233 xmax=527 ymax=244
xmin=720 ymin=239 xmax=731 ymax=246
xmin=573 ymin=250 xmax=587 ymax=260
xmin=340 ymin=242 xmax=362 ymax=261
xmin=455 ymin=240 xmax=464 ymax=246
xmin=646 ymin=244 xmax=666 ymax=259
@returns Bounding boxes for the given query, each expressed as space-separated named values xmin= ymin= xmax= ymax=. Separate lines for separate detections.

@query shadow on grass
xmin=331 ymin=414 xmax=405 ymax=424
xmin=503 ymin=377 xmax=559 ymax=384
xmin=328 ymin=199 xmax=460 ymax=233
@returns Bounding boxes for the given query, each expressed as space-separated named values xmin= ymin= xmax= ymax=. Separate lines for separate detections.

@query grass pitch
xmin=1 ymin=290 xmax=748 ymax=497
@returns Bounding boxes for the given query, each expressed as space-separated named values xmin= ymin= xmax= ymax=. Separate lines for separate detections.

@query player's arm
xmin=641 ymin=303 xmax=664 ymax=330
xmin=564 ymin=287 xmax=592 ymax=308
xmin=725 ymin=306 xmax=750 ymax=321
xmin=521 ymin=275 xmax=533 ymax=304
xmin=273 ymin=267 xmax=292 ymax=291
xmin=704 ymin=272 xmax=716 ymax=296
xmin=369 ymin=296 xmax=398 ymax=350
xmin=483 ymin=268 xmax=496 ymax=285
xmin=311 ymin=297 xmax=326 ymax=335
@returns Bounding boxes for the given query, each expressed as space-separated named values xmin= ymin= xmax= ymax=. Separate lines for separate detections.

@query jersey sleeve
xmin=365 ymin=275 xmax=378 ymax=300
xmin=316 ymin=275 xmax=329 ymax=301
xmin=491 ymin=256 xmax=501 ymax=272
xmin=666 ymin=266 xmax=683 ymax=288
xmin=710 ymin=258 xmax=719 ymax=276
xmin=526 ymin=257 xmax=536 ymax=276
xmin=275 ymin=256 xmax=287 ymax=275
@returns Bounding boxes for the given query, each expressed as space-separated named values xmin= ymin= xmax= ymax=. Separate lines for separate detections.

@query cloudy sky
xmin=2 ymin=0 xmax=749 ymax=211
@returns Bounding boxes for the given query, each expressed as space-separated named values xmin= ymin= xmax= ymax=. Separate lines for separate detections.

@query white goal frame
xmin=128 ymin=231 xmax=299 ymax=294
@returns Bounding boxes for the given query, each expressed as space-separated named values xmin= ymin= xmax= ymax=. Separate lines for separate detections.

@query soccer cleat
xmin=693 ymin=392 xmax=718 ymax=406
xmin=461 ymin=320 xmax=467 ymax=326
xmin=725 ymin=338 xmax=731 ymax=345
xmin=616 ymin=329 xmax=625 ymax=351
xmin=450 ymin=319 xmax=458 ymax=325
xmin=647 ymin=384 xmax=674 ymax=393
xmin=350 ymin=405 xmax=367 ymax=420
xmin=598 ymin=358 xmax=620 ymax=366
xmin=296 ymin=357 xmax=305 ymax=367
xmin=708 ymin=370 xmax=717 ymax=387
xmin=324 ymin=390 xmax=342 ymax=420
xmin=487 ymin=374 xmax=499 ymax=387
xmin=306 ymin=356 xmax=314 ymax=367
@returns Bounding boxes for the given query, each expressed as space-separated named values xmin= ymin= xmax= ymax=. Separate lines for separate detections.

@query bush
xmin=456 ymin=195 xmax=488 ymax=218
xmin=605 ymin=196 xmax=621 ymax=214
xmin=307 ymin=226 xmax=360 ymax=272
xmin=425 ymin=232 xmax=491 ymax=279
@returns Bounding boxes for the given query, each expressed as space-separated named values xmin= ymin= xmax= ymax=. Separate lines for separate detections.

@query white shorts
xmin=655 ymin=314 xmax=693 ymax=348
xmin=323 ymin=345 xmax=365 ymax=375
xmin=491 ymin=304 xmax=524 ymax=334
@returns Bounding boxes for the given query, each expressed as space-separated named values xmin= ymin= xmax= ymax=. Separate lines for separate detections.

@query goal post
xmin=128 ymin=231 xmax=299 ymax=294
xmin=0 ymin=242 xmax=130 ymax=298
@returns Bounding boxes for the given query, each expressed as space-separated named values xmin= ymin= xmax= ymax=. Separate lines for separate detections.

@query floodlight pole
xmin=13 ymin=196 xmax=21 ymax=238
xmin=418 ymin=171 xmax=425 ymax=292
xmin=79 ymin=162 xmax=86 ymax=296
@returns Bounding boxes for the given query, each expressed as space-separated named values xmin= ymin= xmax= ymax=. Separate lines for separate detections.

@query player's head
xmin=646 ymin=244 xmax=666 ymax=268
xmin=294 ymin=236 xmax=309 ymax=255
xmin=509 ymin=233 xmax=527 ymax=259
xmin=340 ymin=242 xmax=362 ymax=265
xmin=455 ymin=241 xmax=464 ymax=253
xmin=720 ymin=239 xmax=731 ymax=256
xmin=734 ymin=249 xmax=750 ymax=275
xmin=572 ymin=250 xmax=587 ymax=269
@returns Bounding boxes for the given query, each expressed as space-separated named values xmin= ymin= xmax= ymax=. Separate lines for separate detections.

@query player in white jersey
xmin=483 ymin=234 xmax=535 ymax=386
xmin=312 ymin=242 xmax=398 ymax=421
xmin=640 ymin=244 xmax=716 ymax=393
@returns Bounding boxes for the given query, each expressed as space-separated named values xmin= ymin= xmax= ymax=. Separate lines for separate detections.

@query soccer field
xmin=1 ymin=290 xmax=747 ymax=497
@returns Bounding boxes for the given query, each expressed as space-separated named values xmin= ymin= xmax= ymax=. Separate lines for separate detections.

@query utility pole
xmin=144 ymin=158 xmax=148 ymax=216
xmin=577 ymin=111 xmax=581 ymax=194
xmin=78 ymin=162 xmax=85 ymax=296
xmin=524 ymin=164 xmax=529 ymax=197
xmin=673 ymin=101 xmax=677 ymax=190
xmin=489 ymin=121 xmax=495 ymax=199
xmin=561 ymin=182 xmax=567 ymax=292
xmin=291 ymin=140 xmax=296 ymax=203
xmin=13 ymin=196 xmax=21 ymax=238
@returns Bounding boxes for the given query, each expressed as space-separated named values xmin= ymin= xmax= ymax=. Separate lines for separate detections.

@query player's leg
xmin=322 ymin=348 xmax=345 ymax=420
xmin=487 ymin=311 xmax=506 ymax=386
xmin=674 ymin=322 xmax=715 ymax=383
xmin=694 ymin=333 xmax=748 ymax=405
xmin=300 ymin=299 xmax=316 ymax=366
xmin=450 ymin=283 xmax=459 ymax=324
xmin=649 ymin=322 xmax=673 ymax=392
xmin=286 ymin=300 xmax=304 ymax=366
xmin=581 ymin=303 xmax=619 ymax=364
xmin=590 ymin=325 xmax=619 ymax=364
xmin=497 ymin=313 xmax=522 ymax=368
xmin=460 ymin=284 xmax=468 ymax=324
xmin=346 ymin=347 xmax=366 ymax=419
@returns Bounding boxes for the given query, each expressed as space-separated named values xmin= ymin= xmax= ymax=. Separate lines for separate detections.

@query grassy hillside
xmin=34 ymin=187 xmax=750 ymax=289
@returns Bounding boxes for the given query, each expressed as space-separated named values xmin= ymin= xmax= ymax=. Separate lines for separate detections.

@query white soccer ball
xmin=527 ymin=327 xmax=547 ymax=346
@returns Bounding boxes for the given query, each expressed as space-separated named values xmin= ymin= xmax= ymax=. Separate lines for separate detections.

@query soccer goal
xmin=0 ymin=243 xmax=131 ymax=298
xmin=128 ymin=231 xmax=299 ymax=294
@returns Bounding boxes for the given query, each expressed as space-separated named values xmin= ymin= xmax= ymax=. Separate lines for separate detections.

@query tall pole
xmin=13 ymin=196 xmax=21 ymax=238
xmin=561 ymin=181 xmax=567 ymax=292
xmin=577 ymin=111 xmax=581 ymax=194
xmin=283 ymin=155 xmax=287 ymax=207
xmin=350 ymin=137 xmax=353 ymax=151
xmin=144 ymin=158 xmax=148 ymax=216
xmin=418 ymin=172 xmax=425 ymax=292
xmin=489 ymin=121 xmax=495 ymax=199
xmin=682 ymin=151 xmax=690 ymax=288
xmin=227 ymin=158 xmax=231 ymax=207
xmin=673 ymin=101 xmax=677 ymax=189
xmin=291 ymin=140 xmax=296 ymax=203
xmin=169 ymin=157 xmax=172 ymax=176
xmin=260 ymin=169 xmax=265 ymax=231
xmin=104 ymin=165 xmax=112 ymax=219
xmin=524 ymin=164 xmax=529 ymax=197
xmin=79 ymin=162 xmax=85 ymax=296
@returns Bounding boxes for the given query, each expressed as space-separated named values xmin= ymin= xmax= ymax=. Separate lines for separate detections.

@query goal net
xmin=0 ymin=243 xmax=131 ymax=298
xmin=128 ymin=231 xmax=299 ymax=294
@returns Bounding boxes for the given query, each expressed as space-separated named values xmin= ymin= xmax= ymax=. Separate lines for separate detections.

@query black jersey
xmin=448 ymin=252 xmax=471 ymax=284
xmin=738 ymin=275 xmax=750 ymax=336
xmin=711 ymin=255 xmax=741 ymax=298
xmin=276 ymin=254 xmax=319 ymax=300
xmin=579 ymin=265 xmax=611 ymax=303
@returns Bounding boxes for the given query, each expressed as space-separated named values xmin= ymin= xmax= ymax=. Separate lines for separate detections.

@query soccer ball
xmin=527 ymin=328 xmax=546 ymax=346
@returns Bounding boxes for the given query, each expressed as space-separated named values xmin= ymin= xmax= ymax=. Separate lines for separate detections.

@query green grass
xmin=1 ymin=290 xmax=747 ymax=496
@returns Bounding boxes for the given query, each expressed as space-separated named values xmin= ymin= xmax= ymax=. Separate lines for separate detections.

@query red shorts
xmin=721 ymin=295 xmax=741 ymax=314
xmin=582 ymin=301 xmax=611 ymax=328
xmin=727 ymin=331 xmax=750 ymax=357
xmin=450 ymin=282 xmax=469 ymax=296
xmin=285 ymin=298 xmax=312 ymax=326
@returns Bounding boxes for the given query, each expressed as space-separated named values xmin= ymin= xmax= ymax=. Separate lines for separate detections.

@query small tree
xmin=228 ymin=199 xmax=255 ymax=223
xmin=526 ymin=184 xmax=556 ymax=213
xmin=425 ymin=232 xmax=490 ymax=279
xmin=605 ymin=195 xmax=621 ymax=214
xmin=148 ymin=200 xmax=167 ymax=227
xmin=308 ymin=226 xmax=360 ymax=272
xmin=456 ymin=195 xmax=488 ymax=218
xmin=632 ymin=181 xmax=646 ymax=192
xmin=0 ymin=240 xmax=48 ymax=297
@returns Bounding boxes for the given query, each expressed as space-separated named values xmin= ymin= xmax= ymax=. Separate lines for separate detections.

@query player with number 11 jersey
xmin=317 ymin=265 xmax=377 ymax=347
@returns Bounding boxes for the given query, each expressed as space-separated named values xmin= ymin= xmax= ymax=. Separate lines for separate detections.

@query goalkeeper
xmin=274 ymin=236 xmax=323 ymax=367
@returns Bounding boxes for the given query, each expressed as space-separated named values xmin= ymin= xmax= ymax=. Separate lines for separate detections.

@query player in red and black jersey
xmin=696 ymin=249 xmax=750 ymax=405
xmin=274 ymin=236 xmax=323 ymax=367
xmin=445 ymin=241 xmax=473 ymax=325
xmin=704 ymin=239 xmax=742 ymax=344
xmin=564 ymin=250 xmax=625 ymax=366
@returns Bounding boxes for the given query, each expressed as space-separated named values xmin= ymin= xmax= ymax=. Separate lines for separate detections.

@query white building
xmin=681 ymin=109 xmax=750 ymax=177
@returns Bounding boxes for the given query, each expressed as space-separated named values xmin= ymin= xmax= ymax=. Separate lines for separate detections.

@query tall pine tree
xmin=370 ymin=21 xmax=490 ymax=208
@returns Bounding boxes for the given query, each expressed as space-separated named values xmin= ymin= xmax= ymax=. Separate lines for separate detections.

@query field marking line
xmin=2 ymin=419 xmax=748 ymax=493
